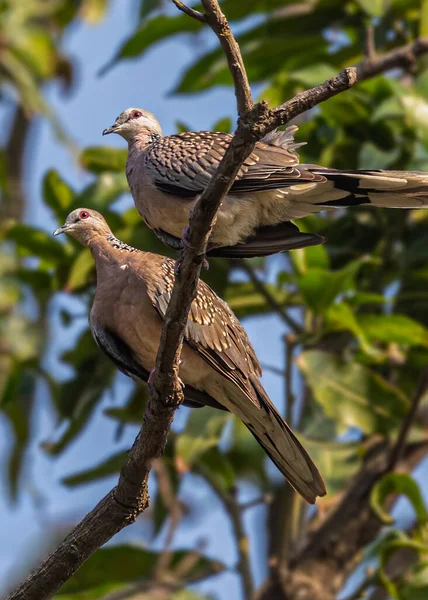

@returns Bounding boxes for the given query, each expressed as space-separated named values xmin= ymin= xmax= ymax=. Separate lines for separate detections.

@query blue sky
xmin=0 ymin=2 xmax=289 ymax=598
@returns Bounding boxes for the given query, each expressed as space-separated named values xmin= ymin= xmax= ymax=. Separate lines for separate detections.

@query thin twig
xmin=201 ymin=0 xmax=254 ymax=115
xmin=387 ymin=368 xmax=428 ymax=471
xmin=238 ymin=261 xmax=303 ymax=334
xmin=365 ymin=22 xmax=376 ymax=60
xmin=284 ymin=334 xmax=297 ymax=426
xmin=260 ymin=363 xmax=286 ymax=377
xmin=240 ymin=495 xmax=273 ymax=511
xmin=270 ymin=38 xmax=428 ymax=129
xmin=172 ymin=0 xmax=206 ymax=23
xmin=153 ymin=459 xmax=184 ymax=579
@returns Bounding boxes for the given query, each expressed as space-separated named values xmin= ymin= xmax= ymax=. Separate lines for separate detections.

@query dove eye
xmin=131 ymin=110 xmax=142 ymax=119
xmin=79 ymin=211 xmax=90 ymax=219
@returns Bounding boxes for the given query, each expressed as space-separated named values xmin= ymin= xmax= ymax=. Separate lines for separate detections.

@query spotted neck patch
xmin=106 ymin=235 xmax=139 ymax=253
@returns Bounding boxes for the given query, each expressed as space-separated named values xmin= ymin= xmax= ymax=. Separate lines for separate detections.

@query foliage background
xmin=2 ymin=1 xmax=428 ymax=598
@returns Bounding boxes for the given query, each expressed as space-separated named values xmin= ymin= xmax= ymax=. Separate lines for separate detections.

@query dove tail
xmin=311 ymin=169 xmax=428 ymax=210
xmin=227 ymin=378 xmax=326 ymax=504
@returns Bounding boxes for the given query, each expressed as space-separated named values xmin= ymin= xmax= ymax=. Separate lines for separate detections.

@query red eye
xmin=79 ymin=210 xmax=90 ymax=219
xmin=131 ymin=110 xmax=142 ymax=119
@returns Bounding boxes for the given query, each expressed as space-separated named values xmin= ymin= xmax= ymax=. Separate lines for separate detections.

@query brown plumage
xmin=54 ymin=208 xmax=326 ymax=504
xmin=103 ymin=107 xmax=428 ymax=257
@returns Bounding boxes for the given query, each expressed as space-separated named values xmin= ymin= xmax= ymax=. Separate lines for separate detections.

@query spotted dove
xmin=103 ymin=107 xmax=428 ymax=257
xmin=54 ymin=208 xmax=326 ymax=503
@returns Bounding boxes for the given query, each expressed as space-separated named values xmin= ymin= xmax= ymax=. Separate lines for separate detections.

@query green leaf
xmin=296 ymin=437 xmax=361 ymax=496
xmin=176 ymin=407 xmax=231 ymax=467
xmin=358 ymin=314 xmax=428 ymax=347
xmin=297 ymin=350 xmax=409 ymax=434
xmin=212 ymin=117 xmax=233 ymax=133
xmin=421 ymin=0 xmax=428 ymax=36
xmin=64 ymin=249 xmax=95 ymax=292
xmin=76 ymin=173 xmax=129 ymax=211
xmin=80 ymin=0 xmax=109 ymax=23
xmin=225 ymin=282 xmax=292 ymax=318
xmin=100 ymin=15 xmax=203 ymax=74
xmin=325 ymin=302 xmax=382 ymax=360
xmin=57 ymin=546 xmax=224 ymax=594
xmin=140 ymin=0 xmax=162 ymax=20
xmin=226 ymin=419 xmax=268 ymax=485
xmin=196 ymin=447 xmax=235 ymax=492
xmin=355 ymin=0 xmax=387 ymax=17
xmin=370 ymin=473 xmax=427 ymax=525
xmin=290 ymin=63 xmax=337 ymax=87
xmin=2 ymin=371 xmax=34 ymax=500
xmin=403 ymin=563 xmax=428 ymax=600
xmin=43 ymin=169 xmax=74 ymax=221
xmin=297 ymin=255 xmax=373 ymax=314
xmin=80 ymin=147 xmax=128 ymax=174
xmin=359 ymin=142 xmax=400 ymax=170
xmin=104 ymin=386 xmax=147 ymax=424
xmin=6 ymin=223 xmax=69 ymax=264
xmin=62 ymin=451 xmax=126 ymax=487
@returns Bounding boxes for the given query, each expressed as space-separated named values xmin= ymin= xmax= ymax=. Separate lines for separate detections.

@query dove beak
xmin=102 ymin=124 xmax=117 ymax=136
xmin=53 ymin=224 xmax=69 ymax=236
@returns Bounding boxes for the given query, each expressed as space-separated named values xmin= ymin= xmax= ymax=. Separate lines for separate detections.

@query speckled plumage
xmin=103 ymin=108 xmax=428 ymax=257
xmin=53 ymin=208 xmax=326 ymax=504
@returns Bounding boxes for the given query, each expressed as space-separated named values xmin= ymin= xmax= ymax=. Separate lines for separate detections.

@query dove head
xmin=53 ymin=208 xmax=112 ymax=246
xmin=102 ymin=108 xmax=162 ymax=141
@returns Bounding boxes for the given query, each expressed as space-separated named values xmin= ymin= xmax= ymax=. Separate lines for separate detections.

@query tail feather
xmin=230 ymin=377 xmax=326 ymax=504
xmin=309 ymin=168 xmax=428 ymax=210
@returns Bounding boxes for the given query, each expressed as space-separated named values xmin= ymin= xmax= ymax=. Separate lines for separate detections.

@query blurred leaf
xmin=421 ymin=0 xmax=428 ymax=36
xmin=402 ymin=563 xmax=428 ymax=600
xmin=80 ymin=147 xmax=128 ymax=174
xmin=225 ymin=282 xmax=291 ymax=318
xmin=43 ymin=333 xmax=115 ymax=454
xmin=359 ymin=142 xmax=400 ymax=170
xmin=101 ymin=15 xmax=203 ymax=74
xmin=324 ymin=302 xmax=381 ymax=359
xmin=196 ymin=447 xmax=235 ymax=492
xmin=212 ymin=117 xmax=233 ymax=133
xmin=176 ymin=408 xmax=231 ymax=467
xmin=62 ymin=451 xmax=126 ymax=487
xmin=76 ymin=173 xmax=129 ymax=211
xmin=370 ymin=473 xmax=427 ymax=525
xmin=104 ymin=385 xmax=147 ymax=424
xmin=297 ymin=257 xmax=370 ymax=314
xmin=43 ymin=170 xmax=74 ymax=221
xmin=2 ymin=371 xmax=34 ymax=500
xmin=80 ymin=0 xmax=109 ymax=22
xmin=358 ymin=314 xmax=428 ymax=347
xmin=226 ymin=419 xmax=269 ymax=485
xmin=57 ymin=545 xmax=224 ymax=594
xmin=300 ymin=438 xmax=362 ymax=496
xmin=6 ymin=223 xmax=69 ymax=264
xmin=64 ymin=249 xmax=95 ymax=292
xmin=356 ymin=0 xmax=387 ymax=17
xmin=297 ymin=350 xmax=409 ymax=434
xmin=140 ymin=0 xmax=162 ymax=20
xmin=290 ymin=240 xmax=330 ymax=275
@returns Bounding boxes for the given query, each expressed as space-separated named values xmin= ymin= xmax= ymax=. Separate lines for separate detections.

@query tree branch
xmin=237 ymin=260 xmax=303 ymax=334
xmin=387 ymin=367 xmax=428 ymax=471
xmin=199 ymin=472 xmax=255 ymax=600
xmin=201 ymin=0 xmax=254 ymax=115
xmin=8 ymin=0 xmax=428 ymax=596
xmin=172 ymin=0 xmax=206 ymax=24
